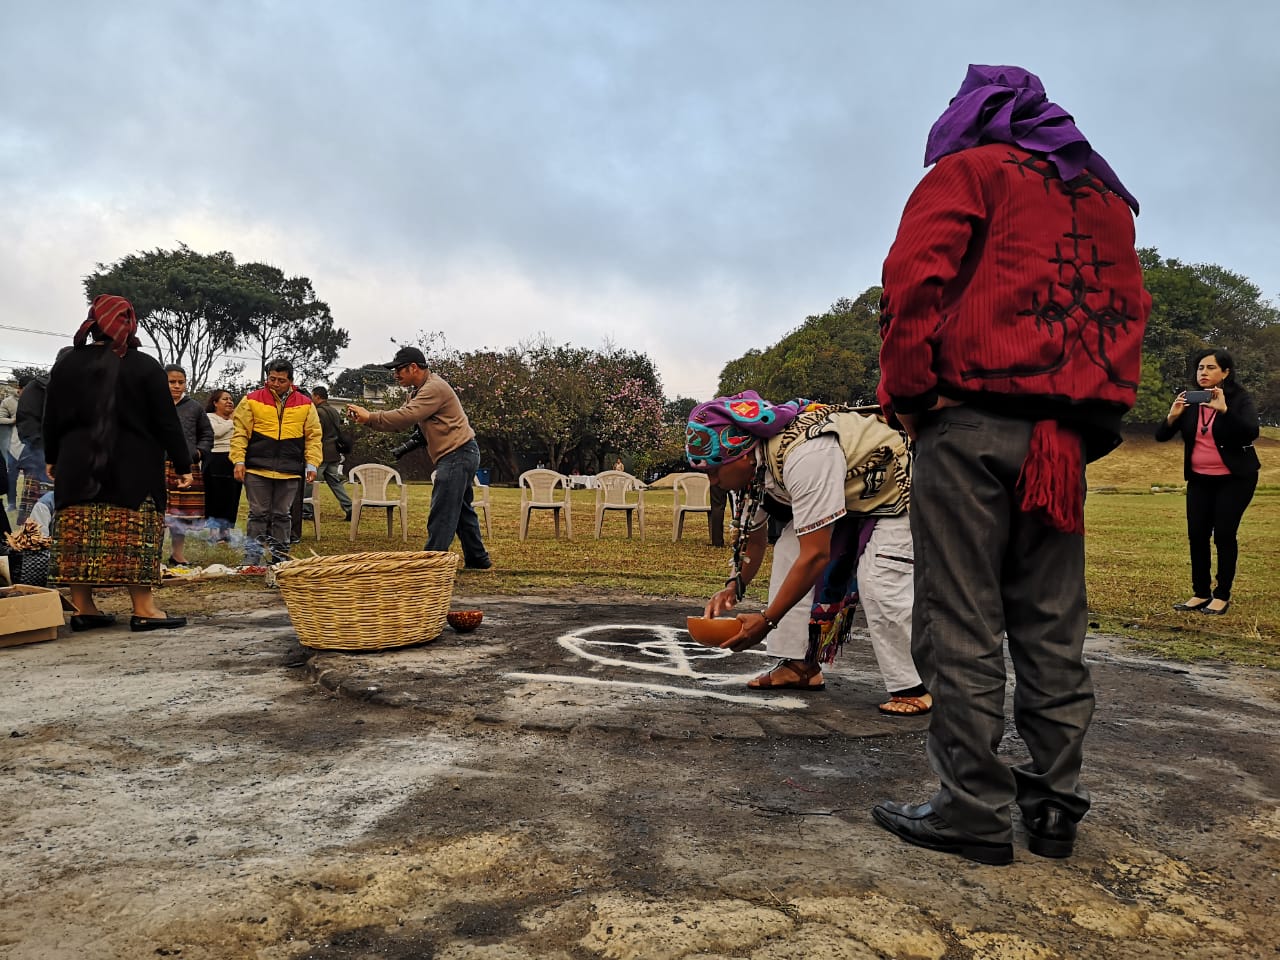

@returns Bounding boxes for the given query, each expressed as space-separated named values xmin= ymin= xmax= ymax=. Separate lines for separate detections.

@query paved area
xmin=1 ymin=593 xmax=1278 ymax=959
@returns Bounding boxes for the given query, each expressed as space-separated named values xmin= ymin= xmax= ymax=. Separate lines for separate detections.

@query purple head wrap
xmin=924 ymin=64 xmax=1139 ymax=214
xmin=684 ymin=391 xmax=806 ymax=470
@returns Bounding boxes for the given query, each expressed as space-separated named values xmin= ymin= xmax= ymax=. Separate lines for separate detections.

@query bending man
xmin=690 ymin=392 xmax=929 ymax=716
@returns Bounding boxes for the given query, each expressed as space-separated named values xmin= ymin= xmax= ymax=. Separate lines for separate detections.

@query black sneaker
xmin=464 ymin=557 xmax=493 ymax=570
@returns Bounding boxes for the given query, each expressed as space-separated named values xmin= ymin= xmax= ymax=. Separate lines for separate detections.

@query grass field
xmin=176 ymin=428 xmax=1278 ymax=667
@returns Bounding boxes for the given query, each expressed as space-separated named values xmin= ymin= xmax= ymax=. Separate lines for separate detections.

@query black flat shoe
xmin=130 ymin=615 xmax=188 ymax=632
xmin=70 ymin=613 xmax=117 ymax=632
xmin=1200 ymin=601 xmax=1231 ymax=616
xmin=1172 ymin=598 xmax=1210 ymax=611
xmin=871 ymin=800 xmax=1013 ymax=865
xmin=1025 ymin=805 xmax=1078 ymax=858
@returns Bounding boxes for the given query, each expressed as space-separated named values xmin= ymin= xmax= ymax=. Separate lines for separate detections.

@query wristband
xmin=761 ymin=611 xmax=780 ymax=632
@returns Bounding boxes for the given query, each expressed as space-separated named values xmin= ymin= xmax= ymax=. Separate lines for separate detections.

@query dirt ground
xmin=2 ymin=588 xmax=1278 ymax=960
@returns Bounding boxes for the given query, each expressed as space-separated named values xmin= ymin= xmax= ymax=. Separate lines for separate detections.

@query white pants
xmin=764 ymin=513 xmax=920 ymax=693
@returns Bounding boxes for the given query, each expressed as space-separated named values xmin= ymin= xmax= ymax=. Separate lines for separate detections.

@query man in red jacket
xmin=872 ymin=65 xmax=1151 ymax=865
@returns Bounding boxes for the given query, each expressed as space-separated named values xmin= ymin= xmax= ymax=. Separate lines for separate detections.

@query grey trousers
xmin=911 ymin=407 xmax=1094 ymax=843
xmin=243 ymin=472 xmax=299 ymax=561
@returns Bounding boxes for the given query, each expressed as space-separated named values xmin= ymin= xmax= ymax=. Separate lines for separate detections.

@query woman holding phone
xmin=1155 ymin=348 xmax=1261 ymax=615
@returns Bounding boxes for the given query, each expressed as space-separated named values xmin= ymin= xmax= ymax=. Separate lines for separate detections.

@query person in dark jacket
xmin=43 ymin=295 xmax=192 ymax=631
xmin=14 ymin=371 xmax=53 ymax=523
xmin=1155 ymin=347 xmax=1261 ymax=616
xmin=311 ymin=387 xmax=353 ymax=521
xmin=163 ymin=364 xmax=214 ymax=566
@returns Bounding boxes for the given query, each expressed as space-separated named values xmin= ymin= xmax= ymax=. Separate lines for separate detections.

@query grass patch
xmin=160 ymin=452 xmax=1278 ymax=667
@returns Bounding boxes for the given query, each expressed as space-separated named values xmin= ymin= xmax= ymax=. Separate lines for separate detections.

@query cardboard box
xmin=0 ymin=585 xmax=71 ymax=648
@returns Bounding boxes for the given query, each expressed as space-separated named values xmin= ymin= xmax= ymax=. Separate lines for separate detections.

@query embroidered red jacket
xmin=878 ymin=144 xmax=1151 ymax=459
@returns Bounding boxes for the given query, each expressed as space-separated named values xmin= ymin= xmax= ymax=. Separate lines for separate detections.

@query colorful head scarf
xmin=684 ymin=391 xmax=805 ymax=469
xmin=74 ymin=295 xmax=140 ymax=358
xmin=924 ymin=64 xmax=1139 ymax=214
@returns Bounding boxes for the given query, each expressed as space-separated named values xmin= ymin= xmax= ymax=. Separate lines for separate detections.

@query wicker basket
xmin=272 ymin=551 xmax=459 ymax=650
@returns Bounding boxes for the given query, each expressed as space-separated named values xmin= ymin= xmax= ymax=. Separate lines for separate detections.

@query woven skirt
xmin=166 ymin=461 xmax=206 ymax=519
xmin=52 ymin=500 xmax=166 ymax=587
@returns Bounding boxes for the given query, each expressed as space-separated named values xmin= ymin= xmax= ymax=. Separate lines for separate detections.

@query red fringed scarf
xmin=1016 ymin=420 xmax=1084 ymax=535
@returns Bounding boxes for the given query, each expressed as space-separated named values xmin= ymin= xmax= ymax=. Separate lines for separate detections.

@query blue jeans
xmin=427 ymin=439 xmax=489 ymax=565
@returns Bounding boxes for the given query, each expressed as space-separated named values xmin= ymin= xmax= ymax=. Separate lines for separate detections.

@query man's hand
xmin=704 ymin=586 xmax=739 ymax=618
xmin=45 ymin=463 xmax=55 ymax=481
xmin=305 ymin=467 xmax=317 ymax=482
xmin=233 ymin=464 xmax=246 ymax=482
xmin=720 ymin=611 xmax=773 ymax=652
xmin=346 ymin=404 xmax=371 ymax=425
xmin=898 ymin=396 xmax=962 ymax=440
xmin=176 ymin=473 xmax=193 ymax=489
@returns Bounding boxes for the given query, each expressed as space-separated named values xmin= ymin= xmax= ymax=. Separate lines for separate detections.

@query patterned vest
xmin=762 ymin=407 xmax=911 ymax=518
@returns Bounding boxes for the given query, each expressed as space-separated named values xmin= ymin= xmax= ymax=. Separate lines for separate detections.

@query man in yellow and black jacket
xmin=230 ymin=359 xmax=322 ymax=564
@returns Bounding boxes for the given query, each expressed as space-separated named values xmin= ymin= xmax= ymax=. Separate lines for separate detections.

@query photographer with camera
xmin=346 ymin=346 xmax=492 ymax=569
xmin=1155 ymin=347 xmax=1260 ymax=615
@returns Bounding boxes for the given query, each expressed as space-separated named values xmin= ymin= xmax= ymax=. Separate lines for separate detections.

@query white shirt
xmin=752 ymin=435 xmax=848 ymax=536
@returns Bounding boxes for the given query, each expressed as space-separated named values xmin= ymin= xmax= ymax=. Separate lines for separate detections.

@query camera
xmin=390 ymin=425 xmax=428 ymax=460
xmin=1183 ymin=389 xmax=1213 ymax=404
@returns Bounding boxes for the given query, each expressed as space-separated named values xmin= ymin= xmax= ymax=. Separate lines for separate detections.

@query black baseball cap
xmin=384 ymin=346 xmax=427 ymax=369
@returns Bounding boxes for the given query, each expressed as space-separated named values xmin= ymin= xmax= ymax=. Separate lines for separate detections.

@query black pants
xmin=1186 ymin=472 xmax=1257 ymax=601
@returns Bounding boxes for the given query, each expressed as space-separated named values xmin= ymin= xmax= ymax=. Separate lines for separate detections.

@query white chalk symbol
xmin=504 ymin=623 xmax=808 ymax=710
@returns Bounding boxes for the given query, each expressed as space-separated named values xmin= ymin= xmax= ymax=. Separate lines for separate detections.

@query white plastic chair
xmin=472 ymin=477 xmax=492 ymax=540
xmin=348 ymin=463 xmax=410 ymax=542
xmin=301 ymin=493 xmax=320 ymax=541
xmin=592 ymin=470 xmax=645 ymax=539
xmin=672 ymin=473 xmax=712 ymax=542
xmin=518 ymin=469 xmax=573 ymax=540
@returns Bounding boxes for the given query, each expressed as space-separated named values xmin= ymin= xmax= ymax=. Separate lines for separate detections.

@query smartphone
xmin=1183 ymin=390 xmax=1213 ymax=404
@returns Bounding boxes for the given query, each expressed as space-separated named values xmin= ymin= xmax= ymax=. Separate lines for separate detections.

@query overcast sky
xmin=2 ymin=1 xmax=1276 ymax=400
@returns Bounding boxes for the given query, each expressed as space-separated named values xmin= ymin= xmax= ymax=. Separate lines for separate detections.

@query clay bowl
xmin=685 ymin=616 xmax=741 ymax=647
xmin=447 ymin=610 xmax=484 ymax=633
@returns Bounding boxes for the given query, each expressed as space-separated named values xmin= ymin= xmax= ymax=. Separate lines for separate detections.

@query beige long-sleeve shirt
xmin=366 ymin=373 xmax=474 ymax=463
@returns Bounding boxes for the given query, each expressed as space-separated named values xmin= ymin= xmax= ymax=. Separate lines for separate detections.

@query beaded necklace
xmin=725 ymin=450 xmax=767 ymax=601
xmin=1199 ymin=404 xmax=1214 ymax=437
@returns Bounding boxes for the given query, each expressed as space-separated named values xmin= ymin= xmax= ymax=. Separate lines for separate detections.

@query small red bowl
xmin=447 ymin=610 xmax=484 ymax=633
xmin=686 ymin=616 xmax=741 ymax=646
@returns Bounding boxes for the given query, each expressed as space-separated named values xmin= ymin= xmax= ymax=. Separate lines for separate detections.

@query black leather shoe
xmin=70 ymin=613 xmax=117 ymax=632
xmin=1200 ymin=601 xmax=1231 ymax=616
xmin=1172 ymin=598 xmax=1210 ymax=611
xmin=465 ymin=557 xmax=493 ymax=570
xmin=130 ymin=615 xmax=188 ymax=632
xmin=872 ymin=800 xmax=1013 ymax=865
xmin=1025 ymin=806 xmax=1078 ymax=858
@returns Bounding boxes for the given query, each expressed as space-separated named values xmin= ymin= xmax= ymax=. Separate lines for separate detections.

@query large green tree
xmin=84 ymin=245 xmax=263 ymax=388
xmin=237 ymin=263 xmax=349 ymax=385
xmin=718 ymin=288 xmax=884 ymax=406
xmin=84 ymin=245 xmax=349 ymax=389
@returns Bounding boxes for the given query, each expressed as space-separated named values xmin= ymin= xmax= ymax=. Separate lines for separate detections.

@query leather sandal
xmin=878 ymin=694 xmax=933 ymax=716
xmin=746 ymin=660 xmax=825 ymax=691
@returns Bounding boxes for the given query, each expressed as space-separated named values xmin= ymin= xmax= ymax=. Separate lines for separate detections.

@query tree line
xmin=13 ymin=243 xmax=1271 ymax=486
